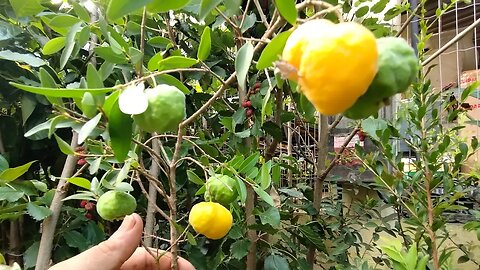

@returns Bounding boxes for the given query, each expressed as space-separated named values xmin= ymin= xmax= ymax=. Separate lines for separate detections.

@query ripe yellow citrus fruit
xmin=189 ymin=202 xmax=233 ymax=240
xmin=282 ymin=19 xmax=378 ymax=115
xmin=97 ymin=191 xmax=137 ymax=221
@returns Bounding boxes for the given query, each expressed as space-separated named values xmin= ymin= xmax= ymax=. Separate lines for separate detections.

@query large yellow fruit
xmin=188 ymin=202 xmax=233 ymax=240
xmin=282 ymin=19 xmax=378 ymax=115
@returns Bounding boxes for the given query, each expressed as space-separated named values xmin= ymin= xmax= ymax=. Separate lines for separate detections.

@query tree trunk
xmin=306 ymin=115 xmax=329 ymax=266
xmin=144 ymin=138 xmax=160 ymax=247
xmin=35 ymin=132 xmax=78 ymax=270
xmin=8 ymin=220 xmax=20 ymax=265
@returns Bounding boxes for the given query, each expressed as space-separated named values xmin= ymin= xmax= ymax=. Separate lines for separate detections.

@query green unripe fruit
xmin=97 ymin=191 xmax=137 ymax=221
xmin=133 ymin=85 xmax=186 ymax=133
xmin=344 ymin=37 xmax=418 ymax=119
xmin=204 ymin=174 xmax=238 ymax=206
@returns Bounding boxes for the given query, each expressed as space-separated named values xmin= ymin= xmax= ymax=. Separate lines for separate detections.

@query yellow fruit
xmin=282 ymin=19 xmax=378 ymax=115
xmin=188 ymin=202 xmax=233 ymax=240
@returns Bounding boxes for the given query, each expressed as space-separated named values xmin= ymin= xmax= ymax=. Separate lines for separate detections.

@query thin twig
xmin=134 ymin=174 xmax=171 ymax=221
xmin=253 ymin=0 xmax=269 ymax=28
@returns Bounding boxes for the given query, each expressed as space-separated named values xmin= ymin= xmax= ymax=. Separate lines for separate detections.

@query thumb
xmin=50 ymin=214 xmax=143 ymax=270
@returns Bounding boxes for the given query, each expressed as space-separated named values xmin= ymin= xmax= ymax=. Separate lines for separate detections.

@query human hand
xmin=49 ymin=214 xmax=195 ymax=270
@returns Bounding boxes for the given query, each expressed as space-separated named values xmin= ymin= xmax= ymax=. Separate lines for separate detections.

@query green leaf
xmin=262 ymin=121 xmax=283 ymax=141
xmin=78 ymin=113 xmax=102 ymax=144
xmin=241 ymin=13 xmax=256 ymax=33
xmin=274 ymin=0 xmax=297 ymax=25
xmin=272 ymin=164 xmax=280 ymax=185
xmin=71 ymin=1 xmax=91 ymax=22
xmin=67 ymin=177 xmax=91 ymax=190
xmin=26 ymin=118 xmax=77 ymax=138
xmin=148 ymin=52 xmax=163 ymax=71
xmin=405 ymin=244 xmax=418 ymax=270
xmin=235 ymin=42 xmax=254 ymax=91
xmin=108 ymin=99 xmax=133 ymax=162
xmin=0 ymin=21 xmax=21 ymax=41
xmin=0 ymin=50 xmax=46 ymax=67
xmin=381 ymin=246 xmax=404 ymax=263
xmin=259 ymin=206 xmax=280 ymax=227
xmin=60 ymin=22 xmax=83 ymax=69
xmin=156 ymin=74 xmax=190 ymax=94
xmin=230 ymin=239 xmax=251 ymax=260
xmin=81 ymin=92 xmax=98 ymax=118
xmin=87 ymin=63 xmax=105 ymax=88
xmin=10 ymin=83 xmax=114 ymax=98
xmin=238 ymin=152 xmax=260 ymax=174
xmin=23 ymin=242 xmax=39 ymax=269
xmin=42 ymin=37 xmax=66 ymax=55
xmin=258 ymin=161 xmax=272 ymax=190
xmin=0 ymin=161 xmax=36 ymax=183
xmin=27 ymin=202 xmax=52 ymax=221
xmin=236 ymin=177 xmax=247 ymax=203
xmin=355 ymin=6 xmax=369 ymax=17
xmin=147 ymin=0 xmax=192 ymax=12
xmin=197 ymin=26 xmax=212 ymax=61
xmin=199 ymin=0 xmax=223 ymax=19
xmin=254 ymin=186 xmax=274 ymax=206
xmin=63 ymin=230 xmax=89 ymax=251
xmin=157 ymin=56 xmax=198 ymax=71
xmin=95 ymin=47 xmax=128 ymax=64
xmin=115 ymin=161 xmax=132 ymax=185
xmin=187 ymin=170 xmax=204 ymax=185
xmin=106 ymin=0 xmax=153 ymax=21
xmin=21 ymin=95 xmax=36 ymax=125
xmin=9 ymin=0 xmax=44 ymax=17
xmin=264 ymin=254 xmax=290 ymax=270
xmin=257 ymin=31 xmax=292 ymax=70
xmin=147 ymin=36 xmax=173 ymax=49
xmin=416 ymin=255 xmax=429 ymax=270
xmin=129 ymin=47 xmax=143 ymax=65
xmin=0 ymin=252 xmax=6 ymax=264
xmin=53 ymin=134 xmax=74 ymax=155
xmin=0 ymin=155 xmax=8 ymax=172
xmin=0 ymin=187 xmax=24 ymax=202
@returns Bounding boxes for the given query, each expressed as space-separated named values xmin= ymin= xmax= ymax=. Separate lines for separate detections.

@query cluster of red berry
xmin=75 ymin=146 xmax=87 ymax=166
xmin=80 ymin=200 xmax=95 ymax=220
xmin=242 ymin=82 xmax=262 ymax=118
xmin=357 ymin=129 xmax=366 ymax=142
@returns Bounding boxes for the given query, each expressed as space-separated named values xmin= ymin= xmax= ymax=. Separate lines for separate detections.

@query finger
xmin=120 ymin=248 xmax=195 ymax=270
xmin=50 ymin=214 xmax=144 ymax=270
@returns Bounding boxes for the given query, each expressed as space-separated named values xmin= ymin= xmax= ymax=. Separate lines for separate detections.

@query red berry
xmin=77 ymin=159 xmax=86 ymax=166
xmin=245 ymin=100 xmax=252 ymax=107
xmin=358 ymin=130 xmax=366 ymax=141
xmin=241 ymin=100 xmax=249 ymax=108
xmin=80 ymin=200 xmax=87 ymax=208
xmin=84 ymin=202 xmax=95 ymax=211
xmin=85 ymin=213 xmax=94 ymax=220
xmin=254 ymin=82 xmax=261 ymax=89
xmin=246 ymin=109 xmax=254 ymax=117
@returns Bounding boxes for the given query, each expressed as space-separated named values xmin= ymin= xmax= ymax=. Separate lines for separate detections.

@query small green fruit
xmin=132 ymin=84 xmax=186 ymax=133
xmin=204 ymin=174 xmax=238 ymax=206
xmin=97 ymin=191 xmax=137 ymax=221
xmin=344 ymin=37 xmax=418 ymax=119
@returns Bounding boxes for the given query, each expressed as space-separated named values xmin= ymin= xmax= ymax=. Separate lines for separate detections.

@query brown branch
xmin=144 ymin=138 xmax=160 ymax=247
xmin=134 ymin=174 xmax=171 ymax=222
xmin=35 ymin=132 xmax=79 ymax=270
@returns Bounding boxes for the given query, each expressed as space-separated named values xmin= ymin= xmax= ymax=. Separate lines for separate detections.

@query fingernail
xmin=118 ymin=214 xmax=136 ymax=232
